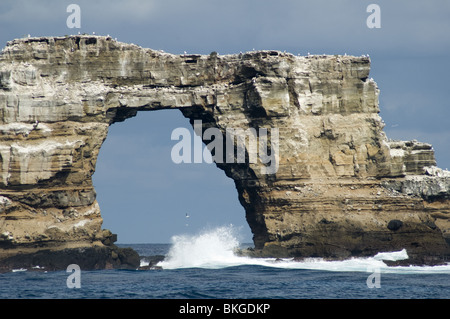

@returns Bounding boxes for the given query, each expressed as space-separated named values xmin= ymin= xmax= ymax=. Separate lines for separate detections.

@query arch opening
xmin=93 ymin=109 xmax=253 ymax=245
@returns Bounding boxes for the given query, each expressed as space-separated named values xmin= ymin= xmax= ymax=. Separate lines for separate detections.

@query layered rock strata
xmin=0 ymin=35 xmax=449 ymax=270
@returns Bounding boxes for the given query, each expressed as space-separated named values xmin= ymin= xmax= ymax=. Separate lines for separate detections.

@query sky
xmin=1 ymin=0 xmax=449 ymax=243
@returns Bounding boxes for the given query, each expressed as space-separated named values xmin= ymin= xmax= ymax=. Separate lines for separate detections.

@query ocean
xmin=0 ymin=225 xmax=449 ymax=301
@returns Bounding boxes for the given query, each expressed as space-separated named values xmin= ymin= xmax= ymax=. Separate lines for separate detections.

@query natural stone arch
xmin=0 ymin=35 xmax=449 ymax=270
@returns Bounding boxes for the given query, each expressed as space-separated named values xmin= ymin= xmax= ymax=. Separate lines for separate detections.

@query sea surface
xmin=0 ymin=226 xmax=449 ymax=299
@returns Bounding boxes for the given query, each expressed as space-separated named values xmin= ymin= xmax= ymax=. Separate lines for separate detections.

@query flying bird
xmin=185 ymin=213 xmax=190 ymax=227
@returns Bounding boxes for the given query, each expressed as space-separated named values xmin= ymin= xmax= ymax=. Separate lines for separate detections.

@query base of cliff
xmin=239 ymin=246 xmax=450 ymax=267
xmin=0 ymin=245 xmax=140 ymax=273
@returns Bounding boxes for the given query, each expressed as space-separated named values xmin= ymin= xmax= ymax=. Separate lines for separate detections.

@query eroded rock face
xmin=0 ymin=35 xmax=449 ymax=269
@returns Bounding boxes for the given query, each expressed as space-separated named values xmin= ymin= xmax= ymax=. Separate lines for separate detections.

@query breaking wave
xmin=157 ymin=225 xmax=450 ymax=274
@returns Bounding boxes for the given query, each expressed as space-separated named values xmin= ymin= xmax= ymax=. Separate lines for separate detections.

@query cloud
xmin=79 ymin=0 xmax=156 ymax=24
xmin=0 ymin=0 xmax=156 ymax=23
xmin=1 ymin=0 xmax=449 ymax=56
xmin=0 ymin=0 xmax=58 ymax=22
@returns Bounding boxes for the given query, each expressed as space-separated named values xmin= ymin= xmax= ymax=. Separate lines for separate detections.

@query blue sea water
xmin=0 ymin=226 xmax=449 ymax=300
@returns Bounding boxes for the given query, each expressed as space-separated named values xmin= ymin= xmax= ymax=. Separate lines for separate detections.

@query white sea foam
xmin=158 ymin=225 xmax=450 ymax=274
xmin=158 ymin=225 xmax=242 ymax=269
xmin=12 ymin=268 xmax=27 ymax=272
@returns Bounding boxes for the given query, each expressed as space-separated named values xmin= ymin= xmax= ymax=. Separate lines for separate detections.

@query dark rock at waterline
xmin=138 ymin=255 xmax=166 ymax=270
xmin=383 ymin=253 xmax=449 ymax=267
xmin=115 ymin=247 xmax=141 ymax=269
xmin=236 ymin=244 xmax=450 ymax=267
xmin=0 ymin=245 xmax=140 ymax=273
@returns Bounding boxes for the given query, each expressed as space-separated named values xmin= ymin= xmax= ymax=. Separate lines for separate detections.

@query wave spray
xmin=157 ymin=225 xmax=243 ymax=269
xmin=157 ymin=225 xmax=450 ymax=274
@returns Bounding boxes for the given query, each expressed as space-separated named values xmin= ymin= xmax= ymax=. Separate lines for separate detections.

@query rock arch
xmin=0 ymin=35 xmax=449 ymax=270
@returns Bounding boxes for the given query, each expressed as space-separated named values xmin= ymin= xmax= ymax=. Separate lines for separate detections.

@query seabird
xmin=185 ymin=213 xmax=190 ymax=218
xmin=32 ymin=120 xmax=39 ymax=129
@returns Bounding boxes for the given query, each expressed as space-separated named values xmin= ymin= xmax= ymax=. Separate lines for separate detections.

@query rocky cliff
xmin=0 ymin=35 xmax=449 ymax=271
